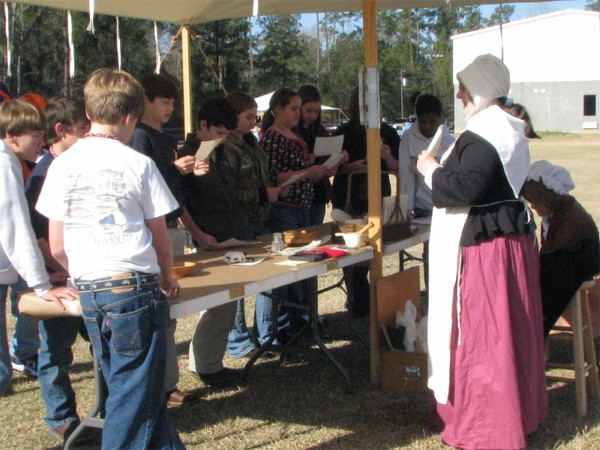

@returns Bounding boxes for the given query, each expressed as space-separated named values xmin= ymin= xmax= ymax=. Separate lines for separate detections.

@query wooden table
xmin=170 ymin=223 xmax=374 ymax=393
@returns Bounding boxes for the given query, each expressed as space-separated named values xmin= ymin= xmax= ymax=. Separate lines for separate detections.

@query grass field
xmin=1 ymin=133 xmax=599 ymax=449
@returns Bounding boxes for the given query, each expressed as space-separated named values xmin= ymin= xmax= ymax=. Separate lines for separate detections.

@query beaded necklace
xmin=84 ymin=132 xmax=119 ymax=140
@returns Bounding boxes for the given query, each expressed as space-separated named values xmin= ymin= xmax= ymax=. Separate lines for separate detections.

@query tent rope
xmin=158 ymin=26 xmax=227 ymax=94
xmin=190 ymin=30 xmax=228 ymax=95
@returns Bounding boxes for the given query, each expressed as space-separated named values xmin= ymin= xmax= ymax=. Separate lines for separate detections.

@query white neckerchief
xmin=427 ymin=105 xmax=531 ymax=404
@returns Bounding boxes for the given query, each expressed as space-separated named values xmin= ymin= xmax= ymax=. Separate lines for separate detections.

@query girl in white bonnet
xmin=523 ymin=160 xmax=599 ymax=336
xmin=417 ymin=54 xmax=547 ymax=449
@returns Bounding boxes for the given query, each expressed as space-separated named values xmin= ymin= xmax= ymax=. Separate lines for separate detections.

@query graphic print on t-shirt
xmin=63 ymin=169 xmax=131 ymax=246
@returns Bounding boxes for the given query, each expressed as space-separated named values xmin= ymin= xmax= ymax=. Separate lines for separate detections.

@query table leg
xmin=242 ymin=291 xmax=283 ymax=382
xmin=307 ymin=277 xmax=354 ymax=394
xmin=64 ymin=351 xmax=105 ymax=450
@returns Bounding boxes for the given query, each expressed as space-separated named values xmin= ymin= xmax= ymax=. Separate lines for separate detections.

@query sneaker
xmin=11 ymin=354 xmax=38 ymax=377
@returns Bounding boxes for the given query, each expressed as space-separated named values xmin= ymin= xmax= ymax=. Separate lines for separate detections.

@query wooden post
xmin=363 ymin=0 xmax=384 ymax=384
xmin=181 ymin=26 xmax=193 ymax=136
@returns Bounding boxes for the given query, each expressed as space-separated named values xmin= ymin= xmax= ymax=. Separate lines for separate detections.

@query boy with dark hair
xmin=129 ymin=72 xmax=219 ymax=405
xmin=181 ymin=97 xmax=242 ymax=386
xmin=37 ymin=69 xmax=184 ymax=450
xmin=1 ymin=99 xmax=78 ymax=398
xmin=399 ymin=93 xmax=455 ymax=217
xmin=178 ymin=97 xmax=236 ymax=157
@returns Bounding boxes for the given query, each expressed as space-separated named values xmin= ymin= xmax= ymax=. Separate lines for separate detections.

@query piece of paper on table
xmin=322 ymin=152 xmax=344 ymax=169
xmin=426 ymin=125 xmax=444 ymax=158
xmin=275 ymin=259 xmax=308 ymax=266
xmin=280 ymin=171 xmax=308 ymax=188
xmin=231 ymin=257 xmax=265 ymax=266
xmin=270 ymin=239 xmax=324 ymax=256
xmin=219 ymin=238 xmax=260 ymax=248
xmin=313 ymin=135 xmax=344 ymax=156
xmin=194 ymin=138 xmax=223 ymax=160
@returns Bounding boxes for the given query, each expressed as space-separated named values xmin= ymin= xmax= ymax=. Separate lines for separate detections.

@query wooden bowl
xmin=283 ymin=229 xmax=317 ymax=246
xmin=172 ymin=261 xmax=196 ymax=279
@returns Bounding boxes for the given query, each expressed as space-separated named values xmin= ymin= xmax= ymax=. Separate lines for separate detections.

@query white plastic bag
xmin=416 ymin=315 xmax=428 ymax=353
xmin=395 ymin=300 xmax=418 ymax=352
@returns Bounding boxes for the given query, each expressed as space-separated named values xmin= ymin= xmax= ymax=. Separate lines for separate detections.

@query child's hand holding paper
xmin=194 ymin=138 xmax=223 ymax=161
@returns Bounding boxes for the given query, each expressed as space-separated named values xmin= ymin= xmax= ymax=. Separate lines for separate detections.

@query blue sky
xmin=480 ymin=1 xmax=587 ymax=19
xmin=300 ymin=1 xmax=588 ymax=32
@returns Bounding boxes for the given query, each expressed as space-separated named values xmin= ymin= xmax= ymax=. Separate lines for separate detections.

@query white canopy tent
xmin=254 ymin=91 xmax=339 ymax=114
xmin=9 ymin=0 xmax=566 ymax=383
xmin=6 ymin=1 xmax=558 ymax=25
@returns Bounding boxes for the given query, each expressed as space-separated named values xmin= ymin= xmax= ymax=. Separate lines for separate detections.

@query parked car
xmin=326 ymin=118 xmax=348 ymax=132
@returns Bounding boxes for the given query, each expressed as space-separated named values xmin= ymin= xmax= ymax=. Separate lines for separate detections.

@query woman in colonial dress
xmin=417 ymin=54 xmax=548 ymax=449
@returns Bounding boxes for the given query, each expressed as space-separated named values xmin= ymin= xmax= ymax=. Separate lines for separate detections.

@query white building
xmin=452 ymin=9 xmax=600 ymax=133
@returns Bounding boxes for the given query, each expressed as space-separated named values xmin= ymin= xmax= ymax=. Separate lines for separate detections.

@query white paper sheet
xmin=275 ymin=259 xmax=308 ymax=266
xmin=313 ymin=135 xmax=344 ymax=156
xmin=322 ymin=152 xmax=345 ymax=169
xmin=280 ymin=171 xmax=308 ymax=188
xmin=218 ymin=238 xmax=261 ymax=248
xmin=426 ymin=125 xmax=444 ymax=158
xmin=194 ymin=138 xmax=223 ymax=160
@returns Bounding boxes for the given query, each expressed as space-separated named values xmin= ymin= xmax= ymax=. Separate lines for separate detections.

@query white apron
xmin=427 ymin=105 xmax=530 ymax=403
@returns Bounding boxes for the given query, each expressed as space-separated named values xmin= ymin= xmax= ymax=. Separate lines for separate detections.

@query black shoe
xmin=245 ymin=347 xmax=275 ymax=360
xmin=190 ymin=367 xmax=240 ymax=387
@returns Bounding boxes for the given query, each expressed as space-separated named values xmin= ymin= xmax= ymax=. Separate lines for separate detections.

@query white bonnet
xmin=527 ymin=160 xmax=575 ymax=195
xmin=457 ymin=54 xmax=510 ymax=118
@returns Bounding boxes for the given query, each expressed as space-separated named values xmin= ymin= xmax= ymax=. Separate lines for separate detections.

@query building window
xmin=583 ymin=95 xmax=596 ymax=116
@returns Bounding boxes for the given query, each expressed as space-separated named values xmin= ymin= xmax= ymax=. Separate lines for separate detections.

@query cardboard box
xmin=376 ymin=266 xmax=428 ymax=391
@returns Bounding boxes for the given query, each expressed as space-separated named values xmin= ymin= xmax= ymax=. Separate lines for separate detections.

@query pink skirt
xmin=434 ymin=233 xmax=548 ymax=449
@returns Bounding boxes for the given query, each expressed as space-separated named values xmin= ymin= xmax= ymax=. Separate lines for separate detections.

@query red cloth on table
xmin=316 ymin=247 xmax=349 ymax=258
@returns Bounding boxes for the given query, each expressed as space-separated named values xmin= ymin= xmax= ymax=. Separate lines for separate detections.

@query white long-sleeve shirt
xmin=398 ymin=121 xmax=455 ymax=213
xmin=0 ymin=140 xmax=52 ymax=296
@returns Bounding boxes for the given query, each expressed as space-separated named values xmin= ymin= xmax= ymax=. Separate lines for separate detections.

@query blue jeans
xmin=79 ymin=276 xmax=184 ymax=450
xmin=228 ymin=224 xmax=278 ymax=357
xmin=9 ymin=276 xmax=40 ymax=361
xmin=268 ymin=206 xmax=311 ymax=333
xmin=0 ymin=285 xmax=12 ymax=396
xmin=268 ymin=205 xmax=311 ymax=233
xmin=38 ymin=316 xmax=83 ymax=429
xmin=227 ymin=293 xmax=278 ymax=357
xmin=308 ymin=202 xmax=326 ymax=226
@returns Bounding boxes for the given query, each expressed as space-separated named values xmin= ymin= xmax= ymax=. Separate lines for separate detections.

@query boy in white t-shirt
xmin=36 ymin=69 xmax=184 ymax=450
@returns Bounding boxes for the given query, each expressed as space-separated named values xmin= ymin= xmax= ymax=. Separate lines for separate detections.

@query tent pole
xmin=181 ymin=26 xmax=193 ymax=136
xmin=363 ymin=0 xmax=383 ymax=385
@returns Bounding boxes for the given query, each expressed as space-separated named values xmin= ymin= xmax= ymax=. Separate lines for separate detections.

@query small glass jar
xmin=271 ymin=233 xmax=285 ymax=252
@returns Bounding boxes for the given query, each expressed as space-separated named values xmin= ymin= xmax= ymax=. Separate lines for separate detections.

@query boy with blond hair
xmin=37 ymin=69 xmax=184 ymax=449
